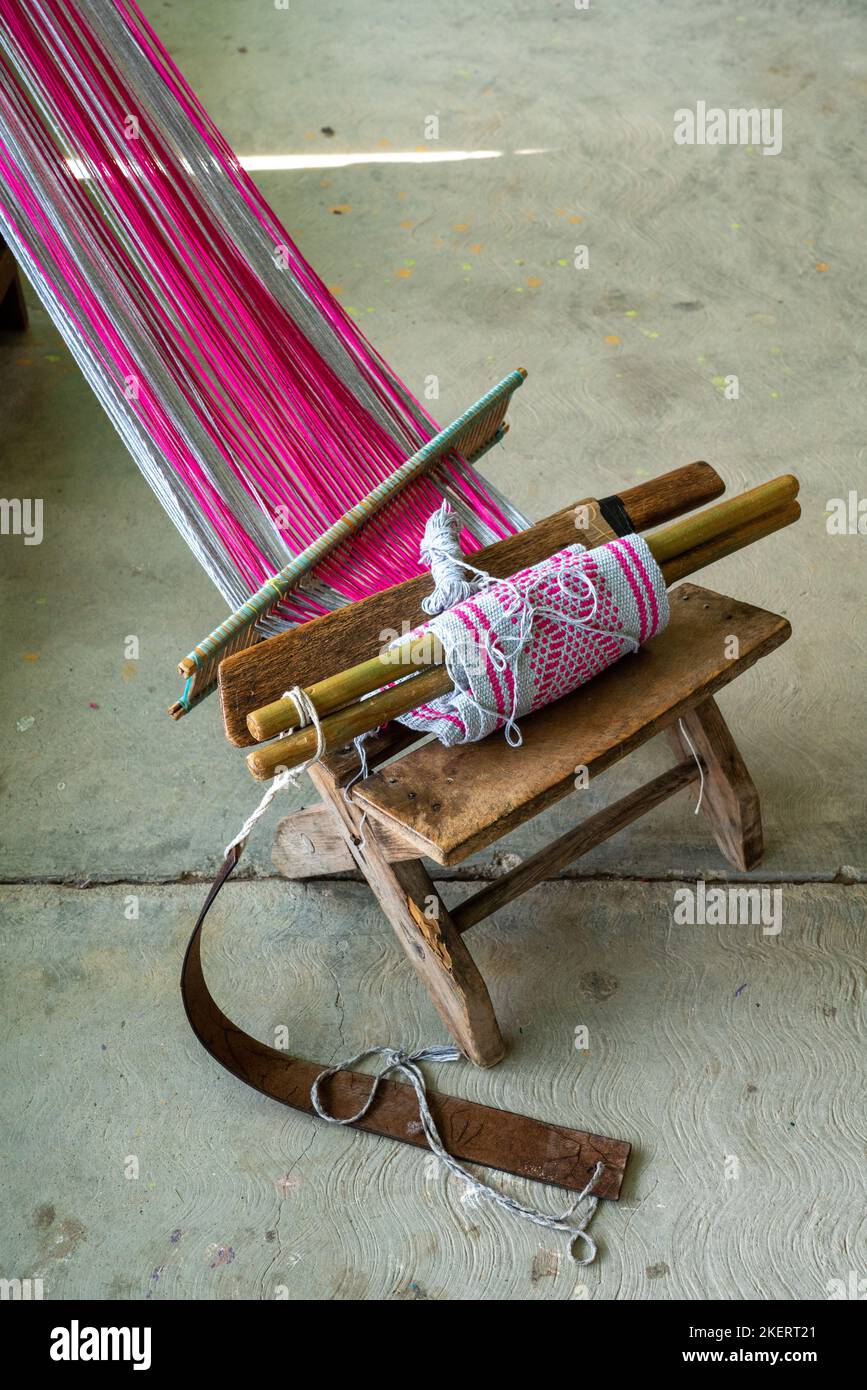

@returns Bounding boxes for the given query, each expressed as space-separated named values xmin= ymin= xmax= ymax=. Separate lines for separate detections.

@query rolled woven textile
xmin=396 ymin=535 xmax=669 ymax=747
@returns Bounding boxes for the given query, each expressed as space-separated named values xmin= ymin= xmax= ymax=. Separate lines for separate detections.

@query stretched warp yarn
xmin=0 ymin=0 xmax=525 ymax=631
xmin=399 ymin=533 xmax=670 ymax=746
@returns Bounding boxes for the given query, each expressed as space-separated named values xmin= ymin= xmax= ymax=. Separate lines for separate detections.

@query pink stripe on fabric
xmin=607 ymin=540 xmax=649 ymax=642
xmin=616 ymin=537 xmax=661 ymax=637
xmin=407 ymin=705 xmax=467 ymax=736
xmin=457 ymin=602 xmax=512 ymax=721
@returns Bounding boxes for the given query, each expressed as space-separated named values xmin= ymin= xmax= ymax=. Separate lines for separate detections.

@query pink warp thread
xmin=0 ymin=0 xmax=520 ymax=620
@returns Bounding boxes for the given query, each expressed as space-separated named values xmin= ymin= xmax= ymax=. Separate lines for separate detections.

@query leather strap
xmin=181 ymin=851 xmax=630 ymax=1199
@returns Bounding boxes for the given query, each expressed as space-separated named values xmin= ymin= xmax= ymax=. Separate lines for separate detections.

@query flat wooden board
xmin=272 ymin=804 xmax=418 ymax=877
xmin=350 ymin=585 xmax=791 ymax=865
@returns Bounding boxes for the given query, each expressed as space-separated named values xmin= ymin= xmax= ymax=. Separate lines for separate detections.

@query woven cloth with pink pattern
xmin=397 ymin=535 xmax=669 ymax=747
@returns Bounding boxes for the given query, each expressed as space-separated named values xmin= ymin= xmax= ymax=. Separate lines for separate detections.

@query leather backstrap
xmin=181 ymin=850 xmax=630 ymax=1199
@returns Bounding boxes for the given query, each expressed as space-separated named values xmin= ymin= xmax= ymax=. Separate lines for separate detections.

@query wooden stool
xmin=269 ymin=583 xmax=790 ymax=1067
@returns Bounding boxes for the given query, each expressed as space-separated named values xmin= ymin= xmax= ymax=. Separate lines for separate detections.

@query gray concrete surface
xmin=1 ymin=880 xmax=864 ymax=1300
xmin=1 ymin=0 xmax=865 ymax=1300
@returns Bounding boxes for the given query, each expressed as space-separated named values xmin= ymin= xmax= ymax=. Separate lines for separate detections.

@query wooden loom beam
xmin=219 ymin=460 xmax=726 ymax=746
xmin=243 ymin=484 xmax=799 ymax=782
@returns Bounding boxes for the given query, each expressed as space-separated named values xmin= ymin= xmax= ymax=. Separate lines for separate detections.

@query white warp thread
xmin=311 ymin=1044 xmax=604 ymax=1264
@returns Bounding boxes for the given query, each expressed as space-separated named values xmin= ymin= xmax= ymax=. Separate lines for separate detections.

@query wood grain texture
xmin=272 ymin=804 xmax=417 ymax=877
xmin=351 ymin=585 xmax=791 ymax=865
xmin=452 ymin=759 xmax=699 ymax=931
xmin=310 ymin=763 xmax=505 ymax=1067
xmin=615 ymin=462 xmax=724 ymax=527
xmin=667 ymin=697 xmax=763 ymax=871
xmin=219 ymin=463 xmax=724 ymax=747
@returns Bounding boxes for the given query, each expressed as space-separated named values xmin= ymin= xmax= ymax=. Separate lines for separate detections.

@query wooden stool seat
xmin=351 ymin=583 xmax=790 ymax=865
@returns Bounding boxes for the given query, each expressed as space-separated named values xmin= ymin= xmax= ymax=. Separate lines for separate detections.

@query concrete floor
xmin=1 ymin=0 xmax=865 ymax=1300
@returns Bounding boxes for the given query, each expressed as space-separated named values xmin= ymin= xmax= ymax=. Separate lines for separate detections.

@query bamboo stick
xmin=245 ymin=482 xmax=799 ymax=781
xmin=245 ymin=462 xmax=732 ymax=742
xmin=661 ymin=498 xmax=799 ymax=583
xmin=647 ymin=474 xmax=798 ymax=564
xmin=248 ymin=667 xmax=449 ymax=780
xmin=247 ymin=475 xmax=798 ymax=743
xmin=248 ymin=633 xmax=446 ymax=742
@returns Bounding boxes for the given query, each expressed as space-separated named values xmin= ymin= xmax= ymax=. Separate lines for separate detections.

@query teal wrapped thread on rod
xmin=169 ymin=370 xmax=527 ymax=718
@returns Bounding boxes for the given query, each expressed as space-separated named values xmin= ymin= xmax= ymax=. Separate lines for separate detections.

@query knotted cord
xmin=312 ymin=1045 xmax=605 ymax=1265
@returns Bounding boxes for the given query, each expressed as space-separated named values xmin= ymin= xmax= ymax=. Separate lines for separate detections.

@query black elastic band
xmin=598 ymin=493 xmax=635 ymax=537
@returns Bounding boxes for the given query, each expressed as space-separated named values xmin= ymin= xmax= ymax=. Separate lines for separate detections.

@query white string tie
xmin=311 ymin=1044 xmax=605 ymax=1264
xmin=677 ymin=717 xmax=706 ymax=814
xmin=224 ymin=686 xmax=327 ymax=858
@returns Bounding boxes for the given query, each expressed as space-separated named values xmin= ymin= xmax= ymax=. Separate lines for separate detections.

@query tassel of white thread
xmin=420 ymin=501 xmax=480 ymax=615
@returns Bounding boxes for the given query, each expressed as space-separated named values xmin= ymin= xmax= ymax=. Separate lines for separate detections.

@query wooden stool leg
xmin=310 ymin=766 xmax=505 ymax=1067
xmin=667 ymin=696 xmax=763 ymax=871
xmin=272 ymin=803 xmax=418 ymax=879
